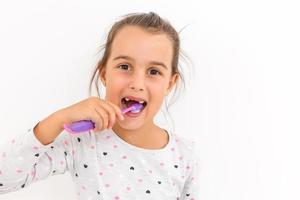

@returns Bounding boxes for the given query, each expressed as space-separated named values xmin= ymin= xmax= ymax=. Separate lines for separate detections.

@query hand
xmin=58 ymin=97 xmax=124 ymax=132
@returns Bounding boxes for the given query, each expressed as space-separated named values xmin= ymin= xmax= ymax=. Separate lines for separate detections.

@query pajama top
xmin=0 ymin=122 xmax=201 ymax=199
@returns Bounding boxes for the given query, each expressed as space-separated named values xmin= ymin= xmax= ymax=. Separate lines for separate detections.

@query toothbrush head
xmin=121 ymin=103 xmax=144 ymax=114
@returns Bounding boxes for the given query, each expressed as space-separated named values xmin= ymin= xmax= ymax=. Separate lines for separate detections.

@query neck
xmin=112 ymin=121 xmax=168 ymax=149
xmin=112 ymin=120 xmax=156 ymax=141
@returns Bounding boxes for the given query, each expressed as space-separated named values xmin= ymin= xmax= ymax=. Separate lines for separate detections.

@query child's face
xmin=100 ymin=25 xmax=178 ymax=130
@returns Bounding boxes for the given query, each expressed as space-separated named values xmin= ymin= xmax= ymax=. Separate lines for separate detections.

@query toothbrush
xmin=63 ymin=103 xmax=143 ymax=134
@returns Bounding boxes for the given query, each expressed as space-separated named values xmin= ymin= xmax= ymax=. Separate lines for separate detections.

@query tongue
xmin=127 ymin=100 xmax=140 ymax=108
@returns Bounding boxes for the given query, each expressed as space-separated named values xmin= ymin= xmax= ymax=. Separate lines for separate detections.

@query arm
xmin=0 ymin=111 xmax=74 ymax=194
xmin=33 ymin=110 xmax=69 ymax=145
xmin=180 ymin=142 xmax=201 ymax=200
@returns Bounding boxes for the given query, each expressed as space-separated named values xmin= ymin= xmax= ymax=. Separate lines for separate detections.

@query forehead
xmin=109 ymin=26 xmax=173 ymax=68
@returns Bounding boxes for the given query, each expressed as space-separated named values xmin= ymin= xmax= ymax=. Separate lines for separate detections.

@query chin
xmin=117 ymin=121 xmax=145 ymax=130
xmin=116 ymin=115 xmax=154 ymax=130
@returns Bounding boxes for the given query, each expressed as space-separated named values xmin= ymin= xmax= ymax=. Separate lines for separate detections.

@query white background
xmin=0 ymin=0 xmax=299 ymax=199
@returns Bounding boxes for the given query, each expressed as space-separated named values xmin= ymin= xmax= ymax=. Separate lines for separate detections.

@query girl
xmin=0 ymin=12 xmax=200 ymax=199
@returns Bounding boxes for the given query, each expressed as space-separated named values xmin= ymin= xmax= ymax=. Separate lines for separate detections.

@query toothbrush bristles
xmin=122 ymin=103 xmax=143 ymax=114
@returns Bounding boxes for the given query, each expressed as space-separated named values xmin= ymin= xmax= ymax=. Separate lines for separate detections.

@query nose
xmin=129 ymin=85 xmax=144 ymax=91
xmin=129 ymin=72 xmax=145 ymax=92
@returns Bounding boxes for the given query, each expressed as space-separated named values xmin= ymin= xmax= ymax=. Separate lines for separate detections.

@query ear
xmin=99 ymin=67 xmax=107 ymax=86
xmin=166 ymin=73 xmax=179 ymax=95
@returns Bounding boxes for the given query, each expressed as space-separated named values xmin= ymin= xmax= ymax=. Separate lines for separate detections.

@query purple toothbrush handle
xmin=63 ymin=120 xmax=95 ymax=134
xmin=64 ymin=103 xmax=143 ymax=134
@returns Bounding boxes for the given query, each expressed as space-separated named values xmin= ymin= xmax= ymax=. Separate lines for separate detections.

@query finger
xmin=94 ymin=107 xmax=109 ymax=130
xmin=91 ymin=110 xmax=103 ymax=132
xmin=89 ymin=111 xmax=102 ymax=131
xmin=107 ymin=108 xmax=116 ymax=129
xmin=105 ymin=101 xmax=124 ymax=121
xmin=98 ymin=102 xmax=117 ymax=129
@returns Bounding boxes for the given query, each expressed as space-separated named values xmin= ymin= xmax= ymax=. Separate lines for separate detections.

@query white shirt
xmin=0 ymin=122 xmax=201 ymax=199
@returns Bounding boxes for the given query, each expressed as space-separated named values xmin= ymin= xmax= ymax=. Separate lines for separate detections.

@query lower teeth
xmin=130 ymin=109 xmax=141 ymax=113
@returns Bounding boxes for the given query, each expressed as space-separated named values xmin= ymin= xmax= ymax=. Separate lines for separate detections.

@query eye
xmin=149 ymin=68 xmax=161 ymax=76
xmin=118 ymin=64 xmax=130 ymax=70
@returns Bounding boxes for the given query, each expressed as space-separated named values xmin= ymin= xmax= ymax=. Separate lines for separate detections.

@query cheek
xmin=151 ymin=79 xmax=169 ymax=94
xmin=105 ymin=73 xmax=126 ymax=100
xmin=148 ymin=83 xmax=167 ymax=108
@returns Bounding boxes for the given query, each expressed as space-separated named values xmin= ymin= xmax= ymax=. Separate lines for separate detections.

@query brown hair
xmin=88 ymin=12 xmax=192 ymax=130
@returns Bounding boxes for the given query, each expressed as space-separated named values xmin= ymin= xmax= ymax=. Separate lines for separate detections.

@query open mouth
xmin=121 ymin=97 xmax=147 ymax=113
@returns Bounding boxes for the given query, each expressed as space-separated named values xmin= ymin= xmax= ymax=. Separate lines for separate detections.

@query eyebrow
xmin=113 ymin=55 xmax=168 ymax=70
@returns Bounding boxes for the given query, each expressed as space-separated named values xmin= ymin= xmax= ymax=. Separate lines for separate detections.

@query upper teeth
xmin=124 ymin=97 xmax=145 ymax=104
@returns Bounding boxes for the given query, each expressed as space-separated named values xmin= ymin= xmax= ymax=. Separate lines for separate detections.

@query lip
xmin=120 ymin=96 xmax=148 ymax=109
xmin=122 ymin=95 xmax=147 ymax=102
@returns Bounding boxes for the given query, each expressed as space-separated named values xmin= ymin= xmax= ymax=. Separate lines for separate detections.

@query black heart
xmin=64 ymin=151 xmax=67 ymax=156
xmin=84 ymin=164 xmax=88 ymax=168
xmin=186 ymin=193 xmax=190 ymax=196
xmin=146 ymin=190 xmax=151 ymax=194
xmin=103 ymin=152 xmax=107 ymax=156
xmin=21 ymin=184 xmax=25 ymax=188
xmin=75 ymin=173 xmax=78 ymax=177
xmin=97 ymin=190 xmax=100 ymax=195
xmin=77 ymin=138 xmax=81 ymax=142
xmin=130 ymin=166 xmax=134 ymax=170
xmin=174 ymin=165 xmax=178 ymax=168
xmin=34 ymin=153 xmax=39 ymax=157
xmin=158 ymin=181 xmax=161 ymax=184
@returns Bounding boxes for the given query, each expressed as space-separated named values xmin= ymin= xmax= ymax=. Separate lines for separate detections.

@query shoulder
xmin=170 ymin=131 xmax=200 ymax=160
xmin=170 ymin=131 xmax=202 ymax=176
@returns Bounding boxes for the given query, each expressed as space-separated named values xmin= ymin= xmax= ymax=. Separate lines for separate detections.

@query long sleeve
xmin=0 ymin=122 xmax=74 ymax=194
xmin=180 ymin=141 xmax=201 ymax=200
